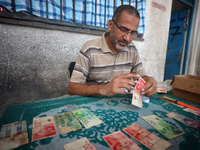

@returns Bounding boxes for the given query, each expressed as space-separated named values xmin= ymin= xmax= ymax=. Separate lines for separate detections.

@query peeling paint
xmin=152 ymin=1 xmax=166 ymax=11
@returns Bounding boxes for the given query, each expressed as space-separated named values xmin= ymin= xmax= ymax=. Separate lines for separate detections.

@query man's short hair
xmin=112 ymin=5 xmax=140 ymax=22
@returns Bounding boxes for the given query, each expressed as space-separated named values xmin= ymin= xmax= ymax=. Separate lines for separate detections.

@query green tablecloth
xmin=0 ymin=94 xmax=200 ymax=150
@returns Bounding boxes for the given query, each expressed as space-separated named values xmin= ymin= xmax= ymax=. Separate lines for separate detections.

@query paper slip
xmin=142 ymin=115 xmax=184 ymax=139
xmin=132 ymin=90 xmax=143 ymax=108
xmin=166 ymin=112 xmax=200 ymax=130
xmin=63 ymin=137 xmax=96 ymax=150
xmin=183 ymin=108 xmax=200 ymax=116
xmin=157 ymin=85 xmax=167 ymax=93
xmin=54 ymin=111 xmax=82 ymax=134
xmin=32 ymin=116 xmax=58 ymax=141
xmin=73 ymin=108 xmax=103 ymax=129
xmin=123 ymin=124 xmax=171 ymax=150
xmin=0 ymin=120 xmax=29 ymax=150
xmin=103 ymin=131 xmax=142 ymax=150
xmin=132 ymin=77 xmax=146 ymax=108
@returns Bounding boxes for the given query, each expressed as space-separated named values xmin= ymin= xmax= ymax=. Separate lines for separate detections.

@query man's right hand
xmin=100 ymin=73 xmax=140 ymax=96
xmin=68 ymin=73 xmax=140 ymax=97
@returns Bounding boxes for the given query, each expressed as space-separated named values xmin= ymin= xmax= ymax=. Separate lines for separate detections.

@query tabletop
xmin=0 ymin=93 xmax=200 ymax=150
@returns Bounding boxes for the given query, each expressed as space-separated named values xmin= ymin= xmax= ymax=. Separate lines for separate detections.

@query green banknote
xmin=54 ymin=111 xmax=82 ymax=134
xmin=73 ymin=108 xmax=103 ymax=129
xmin=142 ymin=115 xmax=184 ymax=139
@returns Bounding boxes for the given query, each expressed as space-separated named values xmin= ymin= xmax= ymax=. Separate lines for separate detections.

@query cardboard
xmin=171 ymin=75 xmax=200 ymax=104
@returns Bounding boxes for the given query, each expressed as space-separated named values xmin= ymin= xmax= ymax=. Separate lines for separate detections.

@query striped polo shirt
xmin=70 ymin=32 xmax=147 ymax=85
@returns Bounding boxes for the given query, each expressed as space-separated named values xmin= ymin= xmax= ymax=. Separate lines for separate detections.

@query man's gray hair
xmin=112 ymin=5 xmax=140 ymax=22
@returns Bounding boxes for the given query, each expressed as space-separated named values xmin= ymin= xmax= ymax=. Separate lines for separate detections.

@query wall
xmin=0 ymin=0 xmax=173 ymax=104
xmin=136 ymin=0 xmax=172 ymax=80
xmin=186 ymin=0 xmax=200 ymax=76
xmin=0 ymin=26 xmax=99 ymax=104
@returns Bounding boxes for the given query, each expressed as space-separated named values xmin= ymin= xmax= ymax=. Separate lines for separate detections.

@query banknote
xmin=157 ymin=85 xmax=167 ymax=93
xmin=63 ymin=137 xmax=96 ymax=150
xmin=183 ymin=108 xmax=200 ymax=116
xmin=135 ymin=77 xmax=146 ymax=92
xmin=123 ymin=124 xmax=171 ymax=150
xmin=140 ymin=133 xmax=171 ymax=150
xmin=54 ymin=111 xmax=82 ymax=134
xmin=132 ymin=90 xmax=143 ymax=108
xmin=73 ymin=108 xmax=103 ymax=129
xmin=103 ymin=131 xmax=142 ymax=150
xmin=32 ymin=116 xmax=58 ymax=141
xmin=166 ymin=111 xmax=200 ymax=130
xmin=142 ymin=115 xmax=184 ymax=139
xmin=0 ymin=120 xmax=28 ymax=150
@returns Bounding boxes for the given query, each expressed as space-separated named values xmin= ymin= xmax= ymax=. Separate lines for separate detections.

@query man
xmin=68 ymin=5 xmax=157 ymax=97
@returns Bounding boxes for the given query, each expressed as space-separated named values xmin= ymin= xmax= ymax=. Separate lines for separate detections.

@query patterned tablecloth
xmin=0 ymin=94 xmax=200 ymax=150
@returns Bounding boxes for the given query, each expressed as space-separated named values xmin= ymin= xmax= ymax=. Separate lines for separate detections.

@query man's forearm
xmin=68 ymin=82 xmax=105 ymax=96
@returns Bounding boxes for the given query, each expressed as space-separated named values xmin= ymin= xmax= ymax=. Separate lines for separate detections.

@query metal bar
xmin=177 ymin=0 xmax=194 ymax=8
xmin=30 ymin=0 xmax=33 ymax=16
xmin=46 ymin=0 xmax=48 ymax=19
xmin=113 ymin=0 xmax=115 ymax=15
xmin=136 ymin=0 xmax=137 ymax=9
xmin=60 ymin=0 xmax=62 ymax=21
xmin=121 ymin=0 xmax=123 ymax=5
xmin=85 ymin=0 xmax=87 ymax=25
xmin=104 ymin=0 xmax=106 ymax=28
xmin=129 ymin=0 xmax=131 ymax=5
xmin=95 ymin=0 xmax=97 ymax=26
xmin=182 ymin=0 xmax=195 ymax=74
xmin=11 ymin=0 xmax=16 ymax=13
xmin=73 ymin=0 xmax=75 ymax=22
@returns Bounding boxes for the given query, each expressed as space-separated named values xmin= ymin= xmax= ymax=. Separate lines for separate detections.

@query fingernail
xmin=141 ymin=92 xmax=145 ymax=95
xmin=141 ymin=88 xmax=145 ymax=91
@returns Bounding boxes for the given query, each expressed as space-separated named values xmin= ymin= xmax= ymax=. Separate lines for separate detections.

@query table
xmin=0 ymin=94 xmax=200 ymax=150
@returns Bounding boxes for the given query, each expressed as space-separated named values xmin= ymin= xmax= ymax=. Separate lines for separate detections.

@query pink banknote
xmin=135 ymin=77 xmax=146 ymax=92
xmin=103 ymin=131 xmax=142 ymax=150
xmin=32 ymin=116 xmax=58 ymax=141
xmin=123 ymin=124 xmax=171 ymax=150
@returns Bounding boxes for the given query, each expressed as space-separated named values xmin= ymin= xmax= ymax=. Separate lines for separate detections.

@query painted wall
xmin=186 ymin=0 xmax=200 ymax=76
xmin=0 ymin=0 xmax=175 ymax=103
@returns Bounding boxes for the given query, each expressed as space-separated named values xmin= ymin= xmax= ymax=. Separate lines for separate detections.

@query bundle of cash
xmin=0 ymin=121 xmax=29 ymax=150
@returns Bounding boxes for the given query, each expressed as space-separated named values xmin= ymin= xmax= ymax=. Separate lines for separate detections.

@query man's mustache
xmin=118 ymin=39 xmax=129 ymax=45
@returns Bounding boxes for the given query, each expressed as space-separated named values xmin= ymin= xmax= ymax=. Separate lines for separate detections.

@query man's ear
xmin=107 ymin=20 xmax=113 ymax=32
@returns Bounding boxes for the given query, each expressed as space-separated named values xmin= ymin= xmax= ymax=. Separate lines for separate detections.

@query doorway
xmin=164 ymin=0 xmax=195 ymax=80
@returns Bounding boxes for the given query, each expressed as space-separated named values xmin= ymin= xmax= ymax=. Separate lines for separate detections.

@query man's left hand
xmin=141 ymin=76 xmax=157 ymax=97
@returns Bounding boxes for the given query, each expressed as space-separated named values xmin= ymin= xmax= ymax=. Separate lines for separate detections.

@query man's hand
xmin=141 ymin=76 xmax=157 ymax=97
xmin=100 ymin=73 xmax=140 ymax=97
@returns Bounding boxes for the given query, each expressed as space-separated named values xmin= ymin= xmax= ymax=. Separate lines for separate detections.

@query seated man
xmin=68 ymin=5 xmax=157 ymax=97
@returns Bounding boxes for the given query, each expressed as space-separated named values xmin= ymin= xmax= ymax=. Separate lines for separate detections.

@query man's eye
xmin=131 ymin=31 xmax=137 ymax=35
xmin=120 ymin=27 xmax=129 ymax=32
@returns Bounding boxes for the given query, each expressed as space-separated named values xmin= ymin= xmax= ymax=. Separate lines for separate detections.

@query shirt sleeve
xmin=69 ymin=49 xmax=90 ymax=84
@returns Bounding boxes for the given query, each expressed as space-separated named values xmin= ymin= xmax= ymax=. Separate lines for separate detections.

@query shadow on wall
xmin=0 ymin=63 xmax=69 ymax=104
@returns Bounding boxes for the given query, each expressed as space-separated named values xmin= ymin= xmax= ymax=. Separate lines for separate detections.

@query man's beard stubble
xmin=109 ymin=30 xmax=129 ymax=51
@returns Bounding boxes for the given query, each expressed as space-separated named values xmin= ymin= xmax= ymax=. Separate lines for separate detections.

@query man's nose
xmin=123 ymin=32 xmax=133 ymax=43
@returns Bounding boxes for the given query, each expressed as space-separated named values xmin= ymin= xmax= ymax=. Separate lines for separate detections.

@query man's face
xmin=108 ymin=11 xmax=140 ymax=51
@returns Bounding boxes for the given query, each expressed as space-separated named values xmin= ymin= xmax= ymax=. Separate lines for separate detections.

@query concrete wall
xmin=0 ymin=0 xmax=179 ymax=104
xmin=186 ymin=0 xmax=200 ymax=76
xmin=137 ymin=0 xmax=172 ymax=80
xmin=0 ymin=26 xmax=99 ymax=104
